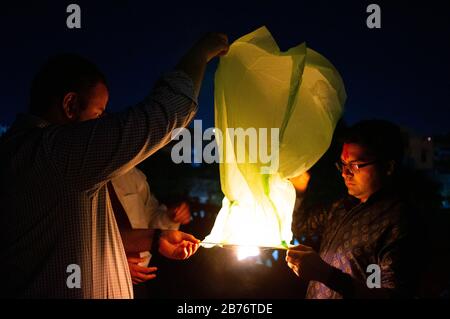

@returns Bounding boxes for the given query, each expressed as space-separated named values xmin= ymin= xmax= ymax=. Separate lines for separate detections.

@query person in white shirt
xmin=111 ymin=167 xmax=191 ymax=284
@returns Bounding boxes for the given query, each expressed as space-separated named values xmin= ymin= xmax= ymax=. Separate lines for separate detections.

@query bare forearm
xmin=176 ymin=33 xmax=228 ymax=98
xmin=176 ymin=50 xmax=207 ymax=98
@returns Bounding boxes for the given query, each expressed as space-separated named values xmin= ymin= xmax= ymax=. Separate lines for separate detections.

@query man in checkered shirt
xmin=0 ymin=33 xmax=229 ymax=298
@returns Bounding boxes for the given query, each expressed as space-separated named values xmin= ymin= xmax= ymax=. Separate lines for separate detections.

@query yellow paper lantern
xmin=203 ymin=26 xmax=346 ymax=254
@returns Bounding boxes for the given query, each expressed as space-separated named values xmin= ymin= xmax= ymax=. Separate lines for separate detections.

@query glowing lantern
xmin=203 ymin=26 xmax=346 ymax=258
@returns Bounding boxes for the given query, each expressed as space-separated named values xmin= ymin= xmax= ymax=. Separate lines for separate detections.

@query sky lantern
xmin=202 ymin=26 xmax=346 ymax=259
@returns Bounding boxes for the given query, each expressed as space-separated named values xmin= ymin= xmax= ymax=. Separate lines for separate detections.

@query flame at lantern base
xmin=236 ymin=246 xmax=260 ymax=260
xmin=203 ymin=174 xmax=295 ymax=260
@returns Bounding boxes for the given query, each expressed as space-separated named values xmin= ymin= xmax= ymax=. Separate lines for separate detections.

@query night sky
xmin=1 ymin=0 xmax=449 ymax=135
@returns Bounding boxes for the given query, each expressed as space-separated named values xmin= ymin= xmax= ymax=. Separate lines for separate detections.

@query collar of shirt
xmin=4 ymin=113 xmax=50 ymax=137
xmin=15 ymin=113 xmax=50 ymax=128
xmin=343 ymin=186 xmax=396 ymax=212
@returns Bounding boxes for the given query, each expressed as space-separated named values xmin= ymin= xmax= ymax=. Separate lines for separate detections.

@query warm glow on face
xmin=236 ymin=246 xmax=260 ymax=260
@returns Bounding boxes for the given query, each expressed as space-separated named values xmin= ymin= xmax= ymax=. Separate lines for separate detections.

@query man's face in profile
xmin=77 ymin=82 xmax=109 ymax=121
xmin=340 ymin=143 xmax=384 ymax=202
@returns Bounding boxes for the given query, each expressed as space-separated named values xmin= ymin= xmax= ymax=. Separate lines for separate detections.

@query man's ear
xmin=62 ymin=92 xmax=79 ymax=120
xmin=386 ymin=160 xmax=395 ymax=176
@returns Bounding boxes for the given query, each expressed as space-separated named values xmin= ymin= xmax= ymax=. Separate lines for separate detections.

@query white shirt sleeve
xmin=112 ymin=167 xmax=180 ymax=268
xmin=112 ymin=167 xmax=180 ymax=230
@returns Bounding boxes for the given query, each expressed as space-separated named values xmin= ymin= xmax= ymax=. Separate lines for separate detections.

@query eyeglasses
xmin=335 ymin=160 xmax=378 ymax=175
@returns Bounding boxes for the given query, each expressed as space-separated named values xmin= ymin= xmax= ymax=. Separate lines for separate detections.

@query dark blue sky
xmin=1 ymin=0 xmax=449 ymax=135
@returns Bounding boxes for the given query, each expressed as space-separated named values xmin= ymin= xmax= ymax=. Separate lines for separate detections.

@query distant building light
xmin=272 ymin=250 xmax=279 ymax=261
xmin=442 ymin=200 xmax=450 ymax=209
xmin=427 ymin=137 xmax=432 ymax=142
xmin=0 ymin=124 xmax=9 ymax=136
xmin=199 ymin=195 xmax=208 ymax=204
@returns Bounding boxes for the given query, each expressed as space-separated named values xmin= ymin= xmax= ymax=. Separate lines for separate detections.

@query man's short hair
xmin=342 ymin=119 xmax=406 ymax=164
xmin=29 ymin=54 xmax=107 ymax=116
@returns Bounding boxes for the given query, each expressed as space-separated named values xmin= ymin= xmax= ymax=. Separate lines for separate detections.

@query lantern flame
xmin=236 ymin=246 xmax=260 ymax=260
xmin=202 ymin=174 xmax=295 ymax=259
